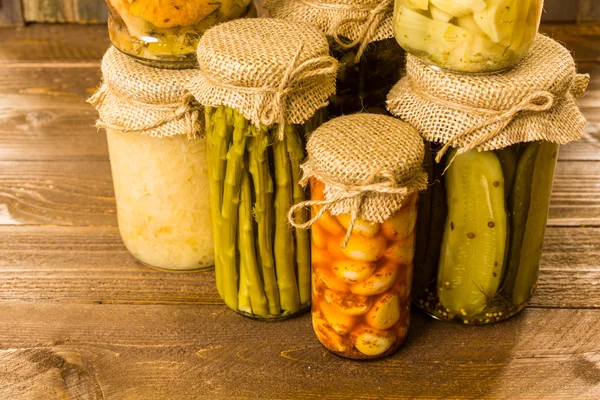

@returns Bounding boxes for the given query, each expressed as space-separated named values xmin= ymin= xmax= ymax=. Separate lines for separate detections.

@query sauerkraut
xmin=393 ymin=0 xmax=543 ymax=73
xmin=106 ymin=129 xmax=214 ymax=271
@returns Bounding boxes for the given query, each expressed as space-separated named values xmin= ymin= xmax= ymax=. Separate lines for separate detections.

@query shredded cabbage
xmin=107 ymin=129 xmax=214 ymax=271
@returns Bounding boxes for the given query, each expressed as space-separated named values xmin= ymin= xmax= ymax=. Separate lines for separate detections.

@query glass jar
xmin=393 ymin=0 xmax=544 ymax=73
xmin=106 ymin=0 xmax=256 ymax=68
xmin=204 ymin=107 xmax=325 ymax=319
xmin=311 ymin=179 xmax=417 ymax=359
xmin=329 ymin=38 xmax=405 ymax=116
xmin=413 ymin=142 xmax=559 ymax=324
xmin=193 ymin=18 xmax=338 ymax=319
xmin=107 ymin=129 xmax=214 ymax=271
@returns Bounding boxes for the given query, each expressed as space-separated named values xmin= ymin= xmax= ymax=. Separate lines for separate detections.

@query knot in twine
xmin=299 ymin=0 xmax=393 ymax=62
xmin=417 ymin=88 xmax=557 ymax=167
xmin=288 ymin=168 xmax=428 ymax=248
xmin=200 ymin=44 xmax=338 ymax=140
xmin=87 ymin=83 xmax=201 ymax=137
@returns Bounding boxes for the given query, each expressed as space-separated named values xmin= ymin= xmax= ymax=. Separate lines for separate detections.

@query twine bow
xmin=299 ymin=0 xmax=393 ymax=62
xmin=288 ymin=167 xmax=428 ymax=248
xmin=424 ymin=89 xmax=557 ymax=165
xmin=199 ymin=44 xmax=338 ymax=140
xmin=87 ymin=84 xmax=201 ymax=137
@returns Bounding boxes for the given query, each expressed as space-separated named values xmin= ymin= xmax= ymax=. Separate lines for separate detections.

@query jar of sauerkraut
xmin=393 ymin=0 xmax=544 ymax=73
xmin=89 ymin=46 xmax=214 ymax=272
xmin=266 ymin=0 xmax=404 ymax=116
xmin=106 ymin=0 xmax=256 ymax=68
xmin=388 ymin=35 xmax=590 ymax=324
xmin=189 ymin=19 xmax=338 ymax=319
xmin=289 ymin=114 xmax=427 ymax=359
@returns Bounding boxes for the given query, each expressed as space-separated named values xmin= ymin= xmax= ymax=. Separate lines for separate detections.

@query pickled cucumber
xmin=437 ymin=149 xmax=507 ymax=317
xmin=501 ymin=143 xmax=538 ymax=299
xmin=510 ymin=143 xmax=559 ymax=306
xmin=496 ymin=146 xmax=518 ymax=195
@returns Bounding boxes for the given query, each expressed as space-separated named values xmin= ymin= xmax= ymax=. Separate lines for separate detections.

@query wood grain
xmin=579 ymin=0 xmax=600 ymax=23
xmin=22 ymin=0 xmax=107 ymax=23
xmin=0 ymin=24 xmax=109 ymax=64
xmin=543 ymin=0 xmax=580 ymax=23
xmin=0 ymin=304 xmax=599 ymax=399
xmin=0 ymin=225 xmax=596 ymax=309
xmin=0 ymin=161 xmax=116 ymax=226
xmin=0 ymin=159 xmax=596 ymax=227
xmin=0 ymin=0 xmax=24 ymax=26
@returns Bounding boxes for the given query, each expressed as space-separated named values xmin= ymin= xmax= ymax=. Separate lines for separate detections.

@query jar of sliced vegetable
xmin=265 ymin=0 xmax=404 ymax=116
xmin=188 ymin=19 xmax=338 ymax=319
xmin=289 ymin=114 xmax=428 ymax=359
xmin=393 ymin=0 xmax=544 ymax=73
xmin=106 ymin=0 xmax=256 ymax=68
xmin=387 ymin=35 xmax=589 ymax=324
xmin=88 ymin=47 xmax=213 ymax=272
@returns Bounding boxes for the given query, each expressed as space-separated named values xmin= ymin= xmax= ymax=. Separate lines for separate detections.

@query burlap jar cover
xmin=264 ymin=0 xmax=393 ymax=61
xmin=186 ymin=18 xmax=338 ymax=135
xmin=88 ymin=46 xmax=202 ymax=138
xmin=289 ymin=114 xmax=428 ymax=246
xmin=387 ymin=35 xmax=590 ymax=162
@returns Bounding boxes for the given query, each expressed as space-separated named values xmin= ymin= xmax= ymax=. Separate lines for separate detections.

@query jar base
xmin=232 ymin=304 xmax=311 ymax=321
xmin=415 ymin=301 xmax=527 ymax=325
xmin=137 ymin=259 xmax=214 ymax=273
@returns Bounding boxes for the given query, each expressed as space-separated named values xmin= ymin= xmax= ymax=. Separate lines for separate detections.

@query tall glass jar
xmin=413 ymin=142 xmax=558 ymax=324
xmin=393 ymin=0 xmax=544 ymax=73
xmin=265 ymin=0 xmax=404 ymax=116
xmin=329 ymin=38 xmax=404 ymax=116
xmin=311 ymin=179 xmax=417 ymax=359
xmin=89 ymin=47 xmax=213 ymax=272
xmin=289 ymin=114 xmax=427 ymax=359
xmin=388 ymin=34 xmax=589 ymax=324
xmin=191 ymin=19 xmax=338 ymax=319
xmin=106 ymin=0 xmax=256 ymax=68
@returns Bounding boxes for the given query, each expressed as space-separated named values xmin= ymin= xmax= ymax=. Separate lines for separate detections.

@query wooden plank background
xmin=0 ymin=22 xmax=599 ymax=399
xmin=1 ymin=0 xmax=600 ymax=24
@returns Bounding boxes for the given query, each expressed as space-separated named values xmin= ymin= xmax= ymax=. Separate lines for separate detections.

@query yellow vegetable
xmin=327 ymin=235 xmax=349 ymax=261
xmin=320 ymin=301 xmax=356 ymax=335
xmin=312 ymin=247 xmax=329 ymax=265
xmin=383 ymin=236 xmax=416 ymax=265
xmin=314 ymin=264 xmax=349 ymax=292
xmin=332 ymin=260 xmax=377 ymax=284
xmin=315 ymin=207 xmax=346 ymax=236
xmin=336 ymin=214 xmax=380 ymax=238
xmin=127 ymin=0 xmax=220 ymax=29
xmin=351 ymin=262 xmax=399 ymax=296
xmin=324 ymin=289 xmax=372 ymax=316
xmin=311 ymin=223 xmax=328 ymax=250
xmin=365 ymin=292 xmax=402 ymax=330
xmin=381 ymin=197 xmax=418 ymax=241
xmin=312 ymin=312 xmax=351 ymax=353
xmin=341 ymin=234 xmax=387 ymax=263
xmin=352 ymin=326 xmax=397 ymax=357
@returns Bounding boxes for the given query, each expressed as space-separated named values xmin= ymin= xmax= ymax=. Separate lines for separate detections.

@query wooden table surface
xmin=0 ymin=23 xmax=599 ymax=400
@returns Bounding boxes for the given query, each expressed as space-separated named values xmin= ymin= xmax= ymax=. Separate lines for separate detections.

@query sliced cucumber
xmin=474 ymin=0 xmax=519 ymax=43
xmin=430 ymin=0 xmax=487 ymax=18
xmin=437 ymin=149 xmax=508 ymax=317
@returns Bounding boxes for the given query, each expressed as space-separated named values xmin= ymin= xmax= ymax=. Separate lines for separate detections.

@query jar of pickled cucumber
xmin=188 ymin=19 xmax=338 ymax=319
xmin=289 ymin=114 xmax=428 ymax=358
xmin=387 ymin=35 xmax=590 ymax=324
xmin=265 ymin=0 xmax=404 ymax=116
xmin=88 ymin=47 xmax=213 ymax=272
xmin=393 ymin=0 xmax=544 ymax=74
xmin=106 ymin=0 xmax=257 ymax=68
